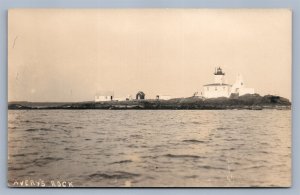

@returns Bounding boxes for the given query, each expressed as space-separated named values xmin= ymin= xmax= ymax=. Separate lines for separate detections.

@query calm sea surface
xmin=8 ymin=110 xmax=291 ymax=187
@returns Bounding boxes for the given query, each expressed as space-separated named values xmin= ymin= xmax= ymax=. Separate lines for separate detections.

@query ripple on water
xmin=32 ymin=157 xmax=64 ymax=167
xmin=8 ymin=166 xmax=27 ymax=171
xmin=182 ymin=139 xmax=208 ymax=143
xmin=164 ymin=154 xmax=206 ymax=159
xmin=88 ymin=171 xmax=140 ymax=180
xmin=198 ymin=165 xmax=227 ymax=170
xmin=64 ymin=147 xmax=80 ymax=151
xmin=23 ymin=120 xmax=47 ymax=124
xmin=11 ymin=152 xmax=39 ymax=157
xmin=25 ymin=128 xmax=54 ymax=132
xmin=110 ymin=160 xmax=133 ymax=164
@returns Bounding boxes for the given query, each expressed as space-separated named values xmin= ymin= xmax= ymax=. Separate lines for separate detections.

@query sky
xmin=8 ymin=9 xmax=291 ymax=102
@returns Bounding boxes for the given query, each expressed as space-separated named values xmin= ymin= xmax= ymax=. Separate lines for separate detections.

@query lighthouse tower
xmin=203 ymin=67 xmax=231 ymax=98
xmin=214 ymin=67 xmax=225 ymax=84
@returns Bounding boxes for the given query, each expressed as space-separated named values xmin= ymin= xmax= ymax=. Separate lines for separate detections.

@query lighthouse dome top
xmin=214 ymin=67 xmax=225 ymax=75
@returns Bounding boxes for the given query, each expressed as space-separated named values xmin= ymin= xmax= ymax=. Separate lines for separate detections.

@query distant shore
xmin=8 ymin=94 xmax=291 ymax=110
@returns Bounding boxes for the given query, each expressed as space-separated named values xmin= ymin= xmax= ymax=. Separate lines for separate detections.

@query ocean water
xmin=8 ymin=110 xmax=291 ymax=187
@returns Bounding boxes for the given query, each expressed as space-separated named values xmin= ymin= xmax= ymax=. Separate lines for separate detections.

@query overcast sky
xmin=8 ymin=9 xmax=291 ymax=102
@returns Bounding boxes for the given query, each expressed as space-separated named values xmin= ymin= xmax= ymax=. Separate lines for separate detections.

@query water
xmin=8 ymin=110 xmax=291 ymax=187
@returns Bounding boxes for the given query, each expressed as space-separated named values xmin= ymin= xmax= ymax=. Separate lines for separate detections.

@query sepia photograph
xmin=7 ymin=9 xmax=291 ymax=187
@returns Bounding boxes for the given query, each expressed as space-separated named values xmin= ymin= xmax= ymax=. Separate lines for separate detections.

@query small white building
xmin=231 ymin=74 xmax=255 ymax=96
xmin=94 ymin=90 xmax=114 ymax=102
xmin=203 ymin=67 xmax=231 ymax=98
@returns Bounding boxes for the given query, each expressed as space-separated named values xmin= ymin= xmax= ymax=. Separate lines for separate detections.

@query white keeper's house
xmin=203 ymin=67 xmax=255 ymax=99
xmin=94 ymin=90 xmax=114 ymax=102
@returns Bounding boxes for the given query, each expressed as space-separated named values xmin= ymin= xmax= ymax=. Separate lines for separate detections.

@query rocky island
xmin=8 ymin=94 xmax=291 ymax=110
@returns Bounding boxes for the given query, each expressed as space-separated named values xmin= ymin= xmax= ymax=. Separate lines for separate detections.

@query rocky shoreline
xmin=8 ymin=94 xmax=291 ymax=110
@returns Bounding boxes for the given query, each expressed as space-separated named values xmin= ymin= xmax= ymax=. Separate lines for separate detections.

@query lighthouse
xmin=214 ymin=67 xmax=225 ymax=84
xmin=203 ymin=67 xmax=231 ymax=98
xmin=202 ymin=67 xmax=255 ymax=99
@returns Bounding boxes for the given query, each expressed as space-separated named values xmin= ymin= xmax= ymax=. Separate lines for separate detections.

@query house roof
xmin=203 ymin=83 xmax=232 ymax=87
xmin=136 ymin=91 xmax=145 ymax=95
